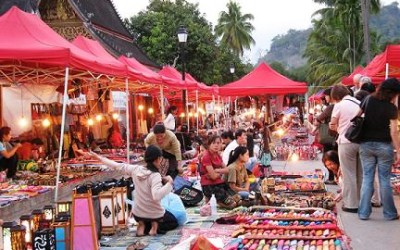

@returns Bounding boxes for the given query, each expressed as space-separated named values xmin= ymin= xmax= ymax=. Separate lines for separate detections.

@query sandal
xmin=127 ymin=241 xmax=147 ymax=250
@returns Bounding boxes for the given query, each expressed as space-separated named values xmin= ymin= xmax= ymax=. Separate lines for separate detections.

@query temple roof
xmin=68 ymin=0 xmax=159 ymax=69
xmin=0 ymin=0 xmax=39 ymax=15
xmin=0 ymin=0 xmax=159 ymax=69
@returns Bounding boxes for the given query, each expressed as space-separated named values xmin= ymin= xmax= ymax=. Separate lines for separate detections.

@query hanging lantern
xmin=43 ymin=205 xmax=55 ymax=222
xmin=114 ymin=187 xmax=127 ymax=228
xmin=20 ymin=214 xmax=34 ymax=245
xmin=99 ymin=189 xmax=118 ymax=234
xmin=32 ymin=228 xmax=55 ymax=250
xmin=51 ymin=222 xmax=70 ymax=250
xmin=32 ymin=210 xmax=44 ymax=231
xmin=2 ymin=221 xmax=17 ymax=250
xmin=11 ymin=225 xmax=26 ymax=250
xmin=56 ymin=201 xmax=72 ymax=216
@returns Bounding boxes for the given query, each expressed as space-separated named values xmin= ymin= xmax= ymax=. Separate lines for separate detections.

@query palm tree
xmin=215 ymin=1 xmax=255 ymax=57
xmin=361 ymin=0 xmax=381 ymax=63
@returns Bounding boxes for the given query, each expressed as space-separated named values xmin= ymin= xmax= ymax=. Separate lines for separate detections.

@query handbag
xmin=345 ymin=97 xmax=369 ymax=143
xmin=174 ymin=185 xmax=203 ymax=207
xmin=345 ymin=115 xmax=364 ymax=143
xmin=318 ymin=123 xmax=335 ymax=144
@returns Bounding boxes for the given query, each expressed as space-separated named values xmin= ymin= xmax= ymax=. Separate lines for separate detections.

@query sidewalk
xmin=272 ymin=158 xmax=400 ymax=250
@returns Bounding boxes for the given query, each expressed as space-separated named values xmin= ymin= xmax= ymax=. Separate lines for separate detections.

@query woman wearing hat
xmin=357 ymin=78 xmax=400 ymax=220
xmin=82 ymin=145 xmax=175 ymax=236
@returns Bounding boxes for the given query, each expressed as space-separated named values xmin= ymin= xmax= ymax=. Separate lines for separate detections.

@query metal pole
xmin=196 ymin=90 xmax=199 ymax=135
xmin=386 ymin=63 xmax=389 ymax=79
xmin=125 ymin=78 xmax=130 ymax=163
xmin=160 ymin=85 xmax=165 ymax=120
xmin=54 ymin=67 xmax=69 ymax=203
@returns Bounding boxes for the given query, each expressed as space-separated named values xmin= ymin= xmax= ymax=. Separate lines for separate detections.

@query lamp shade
xmin=20 ymin=214 xmax=34 ymax=245
xmin=32 ymin=209 xmax=44 ymax=231
xmin=43 ymin=205 xmax=55 ymax=221
xmin=51 ymin=222 xmax=70 ymax=250
xmin=2 ymin=221 xmax=17 ymax=250
xmin=33 ymin=228 xmax=55 ymax=250
xmin=56 ymin=201 xmax=72 ymax=215
xmin=99 ymin=189 xmax=118 ymax=234
xmin=177 ymin=25 xmax=188 ymax=43
xmin=11 ymin=225 xmax=26 ymax=250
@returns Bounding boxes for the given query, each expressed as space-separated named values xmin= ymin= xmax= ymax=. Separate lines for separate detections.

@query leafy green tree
xmin=305 ymin=0 xmax=380 ymax=88
xmin=214 ymin=1 xmax=255 ymax=57
xmin=125 ymin=0 xmax=249 ymax=85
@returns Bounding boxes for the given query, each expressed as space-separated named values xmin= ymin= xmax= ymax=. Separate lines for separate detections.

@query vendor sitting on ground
xmin=0 ymin=126 xmax=21 ymax=179
xmin=200 ymin=135 xmax=239 ymax=209
xmin=17 ymin=138 xmax=45 ymax=160
xmin=144 ymin=123 xmax=183 ymax=178
xmin=225 ymin=146 xmax=251 ymax=199
xmin=81 ymin=145 xmax=174 ymax=236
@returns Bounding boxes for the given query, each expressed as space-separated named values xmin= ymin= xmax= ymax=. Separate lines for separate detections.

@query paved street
xmin=272 ymin=158 xmax=400 ymax=250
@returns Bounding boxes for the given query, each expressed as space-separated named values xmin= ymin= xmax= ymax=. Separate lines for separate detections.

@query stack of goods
xmin=0 ymin=184 xmax=52 ymax=207
xmin=260 ymin=172 xmax=336 ymax=210
xmin=274 ymin=145 xmax=318 ymax=161
xmin=223 ymin=207 xmax=351 ymax=250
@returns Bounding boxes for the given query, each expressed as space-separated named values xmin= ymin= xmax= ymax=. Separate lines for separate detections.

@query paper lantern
xmin=33 ymin=228 xmax=55 ymax=250
xmin=20 ymin=214 xmax=34 ymax=245
xmin=114 ymin=187 xmax=127 ymax=228
xmin=56 ymin=201 xmax=72 ymax=215
xmin=99 ymin=189 xmax=118 ymax=234
xmin=43 ymin=205 xmax=55 ymax=221
xmin=11 ymin=225 xmax=26 ymax=250
xmin=71 ymin=190 xmax=99 ymax=250
xmin=51 ymin=222 xmax=70 ymax=250
xmin=32 ymin=210 xmax=44 ymax=232
xmin=2 ymin=221 xmax=17 ymax=250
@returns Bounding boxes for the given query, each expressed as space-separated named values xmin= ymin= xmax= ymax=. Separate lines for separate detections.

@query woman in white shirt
xmin=164 ymin=106 xmax=177 ymax=131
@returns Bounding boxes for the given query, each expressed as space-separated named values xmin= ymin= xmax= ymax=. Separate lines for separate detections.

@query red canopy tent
xmin=219 ymin=62 xmax=307 ymax=96
xmin=341 ymin=65 xmax=364 ymax=86
xmin=0 ymin=7 xmax=129 ymax=83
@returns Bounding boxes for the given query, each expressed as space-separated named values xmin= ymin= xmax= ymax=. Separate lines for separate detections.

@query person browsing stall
xmin=164 ymin=106 xmax=178 ymax=131
xmin=17 ymin=138 xmax=45 ymax=160
xmin=81 ymin=145 xmax=173 ymax=236
xmin=144 ymin=123 xmax=183 ymax=178
xmin=0 ymin=127 xmax=21 ymax=179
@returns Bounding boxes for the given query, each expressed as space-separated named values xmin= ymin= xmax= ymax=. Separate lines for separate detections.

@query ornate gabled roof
xmin=68 ymin=0 xmax=159 ymax=69
xmin=0 ymin=0 xmax=39 ymax=15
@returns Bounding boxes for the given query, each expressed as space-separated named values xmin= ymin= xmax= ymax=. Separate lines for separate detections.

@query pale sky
xmin=112 ymin=0 xmax=398 ymax=63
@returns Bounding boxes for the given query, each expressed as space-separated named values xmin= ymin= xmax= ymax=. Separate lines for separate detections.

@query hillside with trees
xmin=260 ymin=2 xmax=400 ymax=70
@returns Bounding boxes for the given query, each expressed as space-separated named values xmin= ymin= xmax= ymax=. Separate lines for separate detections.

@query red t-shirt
xmin=200 ymin=150 xmax=225 ymax=186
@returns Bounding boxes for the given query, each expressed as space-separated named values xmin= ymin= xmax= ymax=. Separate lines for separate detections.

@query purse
xmin=345 ymin=97 xmax=369 ymax=143
xmin=318 ymin=123 xmax=335 ymax=144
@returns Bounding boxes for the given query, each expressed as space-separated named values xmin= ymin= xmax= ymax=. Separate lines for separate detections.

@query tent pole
xmin=186 ymin=89 xmax=189 ymax=132
xmin=54 ymin=67 xmax=69 ymax=203
xmin=125 ymin=78 xmax=130 ymax=163
xmin=160 ymin=85 xmax=165 ymax=120
xmin=196 ymin=90 xmax=199 ymax=135
xmin=385 ymin=63 xmax=389 ymax=79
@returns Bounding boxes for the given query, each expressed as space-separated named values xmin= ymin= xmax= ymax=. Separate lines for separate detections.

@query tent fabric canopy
xmin=72 ymin=36 xmax=161 ymax=84
xmin=358 ymin=45 xmax=400 ymax=83
xmin=219 ymin=62 xmax=307 ymax=96
xmin=308 ymin=89 xmax=325 ymax=101
xmin=0 ymin=7 xmax=126 ymax=76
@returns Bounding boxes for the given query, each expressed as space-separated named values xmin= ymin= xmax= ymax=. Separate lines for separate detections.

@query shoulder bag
xmin=344 ymin=97 xmax=370 ymax=143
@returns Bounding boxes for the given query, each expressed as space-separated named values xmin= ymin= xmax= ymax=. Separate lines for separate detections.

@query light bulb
xmin=148 ymin=108 xmax=154 ymax=114
xmin=138 ymin=105 xmax=144 ymax=111
xmin=291 ymin=153 xmax=299 ymax=162
xmin=180 ymin=112 xmax=185 ymax=118
xmin=87 ymin=118 xmax=94 ymax=126
xmin=188 ymin=112 xmax=193 ymax=117
xmin=277 ymin=128 xmax=284 ymax=136
xmin=198 ymin=108 xmax=205 ymax=115
xmin=112 ymin=113 xmax=119 ymax=120
xmin=19 ymin=117 xmax=28 ymax=127
xmin=42 ymin=118 xmax=51 ymax=127
xmin=96 ymin=114 xmax=103 ymax=121
xmin=309 ymin=108 xmax=315 ymax=114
